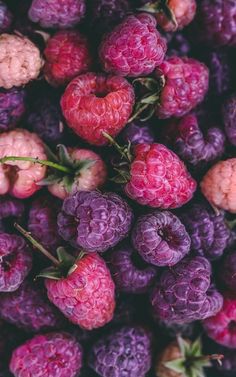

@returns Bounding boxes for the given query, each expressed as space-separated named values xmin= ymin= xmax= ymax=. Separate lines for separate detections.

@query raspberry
xmin=48 ymin=148 xmax=107 ymax=200
xmin=203 ymin=297 xmax=236 ymax=348
xmin=44 ymin=30 xmax=92 ymax=87
xmin=109 ymin=244 xmax=157 ymax=293
xmin=125 ymin=143 xmax=196 ymax=209
xmin=28 ymin=0 xmax=86 ymax=29
xmin=99 ymin=13 xmax=167 ymax=77
xmin=61 ymin=73 xmax=135 ymax=146
xmin=221 ymin=251 xmax=236 ymax=292
xmin=201 ymin=158 xmax=236 ymax=213
xmin=27 ymin=96 xmax=65 ymax=145
xmin=0 ymin=280 xmax=64 ymax=332
xmin=89 ymin=326 xmax=152 ymax=377
xmin=0 ymin=34 xmax=43 ymax=89
xmin=10 ymin=332 xmax=83 ymax=377
xmin=0 ymin=196 xmax=25 ymax=233
xmin=0 ymin=233 xmax=32 ymax=292
xmin=0 ymin=88 xmax=26 ymax=133
xmin=151 ymin=256 xmax=223 ymax=323
xmin=57 ymin=191 xmax=132 ymax=252
xmin=0 ymin=129 xmax=47 ymax=198
xmin=155 ymin=57 xmax=209 ymax=118
xmin=180 ymin=203 xmax=232 ymax=260
xmin=45 ymin=253 xmax=115 ymax=329
xmin=197 ymin=0 xmax=236 ymax=47
xmin=121 ymin=120 xmax=154 ymax=145
xmin=223 ymin=94 xmax=236 ymax=146
xmin=163 ymin=113 xmax=225 ymax=166
xmin=132 ymin=211 xmax=190 ymax=266
xmin=0 ymin=1 xmax=12 ymax=33
xmin=28 ymin=195 xmax=63 ymax=250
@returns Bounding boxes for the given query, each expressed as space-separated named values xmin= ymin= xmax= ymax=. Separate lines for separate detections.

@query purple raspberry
xmin=28 ymin=0 xmax=86 ymax=29
xmin=0 ymin=196 xmax=25 ymax=232
xmin=0 ymin=280 xmax=64 ymax=332
xmin=151 ymin=256 xmax=223 ymax=323
xmin=109 ymin=244 xmax=157 ymax=293
xmin=89 ymin=326 xmax=152 ymax=377
xmin=222 ymin=94 xmax=236 ymax=146
xmin=57 ymin=191 xmax=133 ymax=253
xmin=28 ymin=195 xmax=63 ymax=250
xmin=0 ymin=233 xmax=32 ymax=292
xmin=221 ymin=251 xmax=236 ymax=292
xmin=0 ymin=1 xmax=13 ymax=32
xmin=132 ymin=211 xmax=191 ymax=267
xmin=180 ymin=203 xmax=231 ymax=260
xmin=204 ymin=50 xmax=231 ymax=97
xmin=166 ymin=32 xmax=191 ymax=57
xmin=164 ymin=113 xmax=225 ymax=166
xmin=0 ymin=88 xmax=26 ymax=132
xmin=27 ymin=97 xmax=65 ymax=145
xmin=197 ymin=0 xmax=236 ymax=47
xmin=121 ymin=120 xmax=154 ymax=145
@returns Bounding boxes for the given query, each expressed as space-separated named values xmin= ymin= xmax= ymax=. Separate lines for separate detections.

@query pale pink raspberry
xmin=48 ymin=148 xmax=107 ymax=200
xmin=0 ymin=34 xmax=43 ymax=89
xmin=0 ymin=129 xmax=46 ymax=198
xmin=201 ymin=159 xmax=236 ymax=213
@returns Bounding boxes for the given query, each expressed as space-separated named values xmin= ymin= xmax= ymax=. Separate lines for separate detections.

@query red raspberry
xmin=155 ymin=56 xmax=209 ymax=119
xmin=156 ymin=0 xmax=196 ymax=32
xmin=10 ymin=332 xmax=83 ymax=377
xmin=44 ymin=30 xmax=92 ymax=87
xmin=203 ymin=297 xmax=236 ymax=348
xmin=99 ymin=13 xmax=167 ymax=77
xmin=45 ymin=253 xmax=115 ymax=330
xmin=61 ymin=73 xmax=135 ymax=145
xmin=125 ymin=143 xmax=196 ymax=209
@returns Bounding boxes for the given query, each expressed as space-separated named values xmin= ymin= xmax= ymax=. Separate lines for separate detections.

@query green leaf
xmin=56 ymin=247 xmax=75 ymax=266
xmin=57 ymin=144 xmax=75 ymax=167
xmin=164 ymin=358 xmax=185 ymax=373
xmin=36 ymin=174 xmax=61 ymax=186
xmin=37 ymin=267 xmax=61 ymax=280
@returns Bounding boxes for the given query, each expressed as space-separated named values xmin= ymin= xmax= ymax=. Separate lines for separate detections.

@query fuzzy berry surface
xmin=0 ymin=233 xmax=32 ymax=292
xmin=61 ymin=73 xmax=135 ymax=146
xmin=99 ymin=13 xmax=167 ymax=77
xmin=201 ymin=158 xmax=236 ymax=213
xmin=151 ymin=256 xmax=223 ymax=323
xmin=27 ymin=97 xmax=65 ymax=145
xmin=132 ymin=211 xmax=190 ymax=266
xmin=197 ymin=0 xmax=236 ymax=47
xmin=203 ymin=297 xmax=236 ymax=349
xmin=155 ymin=57 xmax=209 ymax=119
xmin=164 ymin=114 xmax=225 ymax=166
xmin=28 ymin=195 xmax=63 ymax=250
xmin=125 ymin=143 xmax=196 ymax=209
xmin=0 ymin=129 xmax=47 ymax=198
xmin=44 ymin=30 xmax=92 ymax=86
xmin=0 ymin=1 xmax=12 ymax=32
xmin=28 ymin=0 xmax=86 ymax=28
xmin=109 ymin=244 xmax=157 ymax=293
xmin=121 ymin=120 xmax=154 ymax=145
xmin=48 ymin=148 xmax=107 ymax=200
xmin=223 ymin=94 xmax=236 ymax=146
xmin=57 ymin=190 xmax=133 ymax=252
xmin=0 ymin=280 xmax=64 ymax=332
xmin=0 ymin=88 xmax=26 ymax=133
xmin=45 ymin=253 xmax=116 ymax=330
xmin=221 ymin=251 xmax=236 ymax=292
xmin=10 ymin=332 xmax=83 ymax=377
xmin=89 ymin=326 xmax=152 ymax=377
xmin=0 ymin=196 xmax=25 ymax=233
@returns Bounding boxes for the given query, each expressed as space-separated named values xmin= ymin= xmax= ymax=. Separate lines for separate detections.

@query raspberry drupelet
xmin=0 ymin=88 xmax=26 ymax=133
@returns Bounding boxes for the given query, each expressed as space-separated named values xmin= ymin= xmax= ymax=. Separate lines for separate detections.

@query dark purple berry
xmin=0 ymin=88 xmax=26 ymax=132
xmin=121 ymin=120 xmax=154 ymax=145
xmin=221 ymin=251 xmax=236 ymax=292
xmin=0 ymin=196 xmax=25 ymax=232
xmin=205 ymin=50 xmax=231 ymax=97
xmin=0 ymin=1 xmax=13 ymax=32
xmin=166 ymin=32 xmax=191 ymax=57
xmin=222 ymin=94 xmax=236 ymax=146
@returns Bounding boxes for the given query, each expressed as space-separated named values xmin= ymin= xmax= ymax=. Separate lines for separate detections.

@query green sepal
xmin=44 ymin=144 xmax=59 ymax=163
xmin=56 ymin=247 xmax=75 ymax=267
xmin=137 ymin=0 xmax=178 ymax=29
xmin=37 ymin=267 xmax=62 ymax=280
xmin=191 ymin=338 xmax=202 ymax=357
xmin=58 ymin=144 xmax=75 ymax=167
xmin=62 ymin=175 xmax=74 ymax=193
xmin=74 ymin=159 xmax=96 ymax=173
xmin=36 ymin=174 xmax=61 ymax=186
xmin=164 ymin=358 xmax=185 ymax=374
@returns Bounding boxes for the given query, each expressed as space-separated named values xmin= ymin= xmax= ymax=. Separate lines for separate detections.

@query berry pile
xmin=0 ymin=1 xmax=235 ymax=376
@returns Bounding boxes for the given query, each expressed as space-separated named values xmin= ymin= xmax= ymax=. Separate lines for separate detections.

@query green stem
xmin=102 ymin=132 xmax=132 ymax=162
xmin=227 ymin=219 xmax=236 ymax=229
xmin=14 ymin=223 xmax=60 ymax=267
xmin=0 ymin=156 xmax=73 ymax=175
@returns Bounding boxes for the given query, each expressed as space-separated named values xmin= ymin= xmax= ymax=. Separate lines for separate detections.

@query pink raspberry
xmin=0 ymin=34 xmax=43 ymax=89
xmin=48 ymin=148 xmax=107 ymax=199
xmin=155 ymin=56 xmax=209 ymax=118
xmin=125 ymin=143 xmax=196 ymax=209
xmin=61 ymin=73 xmax=135 ymax=146
xmin=203 ymin=297 xmax=236 ymax=348
xmin=201 ymin=158 xmax=236 ymax=213
xmin=44 ymin=30 xmax=92 ymax=87
xmin=99 ymin=13 xmax=167 ymax=77
xmin=0 ymin=129 xmax=47 ymax=198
